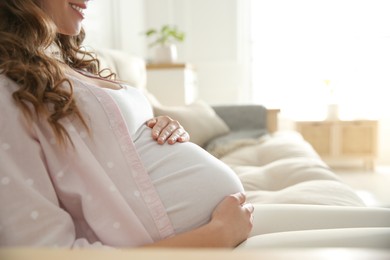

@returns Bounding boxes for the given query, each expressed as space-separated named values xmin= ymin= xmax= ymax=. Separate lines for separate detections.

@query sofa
xmin=95 ymin=48 xmax=390 ymax=249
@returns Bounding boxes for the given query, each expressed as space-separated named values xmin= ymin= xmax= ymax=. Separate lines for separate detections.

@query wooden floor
xmin=334 ymin=165 xmax=390 ymax=208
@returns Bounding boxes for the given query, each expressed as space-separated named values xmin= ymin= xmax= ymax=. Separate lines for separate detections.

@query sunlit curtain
xmin=250 ymin=0 xmax=390 ymax=120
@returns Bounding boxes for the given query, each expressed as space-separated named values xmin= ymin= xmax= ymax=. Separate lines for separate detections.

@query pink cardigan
xmin=0 ymin=75 xmax=175 ymax=247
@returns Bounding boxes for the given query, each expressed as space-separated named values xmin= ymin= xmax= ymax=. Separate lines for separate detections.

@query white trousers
xmin=236 ymin=204 xmax=390 ymax=249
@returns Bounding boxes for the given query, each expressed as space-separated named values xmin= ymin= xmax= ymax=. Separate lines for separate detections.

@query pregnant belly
xmin=133 ymin=125 xmax=244 ymax=234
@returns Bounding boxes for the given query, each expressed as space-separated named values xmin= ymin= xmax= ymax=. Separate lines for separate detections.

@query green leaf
xmin=142 ymin=24 xmax=186 ymax=48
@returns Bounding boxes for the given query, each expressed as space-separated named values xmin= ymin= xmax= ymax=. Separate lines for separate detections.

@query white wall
xmin=82 ymin=0 xmax=116 ymax=48
xmin=144 ymin=0 xmax=252 ymax=104
xmin=83 ymin=0 xmax=251 ymax=104
xmin=83 ymin=0 xmax=146 ymax=56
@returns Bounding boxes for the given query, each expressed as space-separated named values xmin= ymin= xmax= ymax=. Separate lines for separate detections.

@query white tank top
xmin=105 ymin=86 xmax=244 ymax=234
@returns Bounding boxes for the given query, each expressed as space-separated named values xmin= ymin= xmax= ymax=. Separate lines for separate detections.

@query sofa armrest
xmin=212 ymin=105 xmax=279 ymax=134
xmin=211 ymin=104 xmax=268 ymax=132
xmin=205 ymin=105 xmax=271 ymax=155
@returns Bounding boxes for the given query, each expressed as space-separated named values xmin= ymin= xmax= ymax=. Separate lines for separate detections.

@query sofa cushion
xmin=95 ymin=48 xmax=147 ymax=90
xmin=153 ymin=100 xmax=230 ymax=147
xmin=220 ymin=131 xmax=321 ymax=167
xmin=205 ymin=129 xmax=268 ymax=158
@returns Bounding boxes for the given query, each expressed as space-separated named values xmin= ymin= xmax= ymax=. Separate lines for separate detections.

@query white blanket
xmin=212 ymin=131 xmax=390 ymax=248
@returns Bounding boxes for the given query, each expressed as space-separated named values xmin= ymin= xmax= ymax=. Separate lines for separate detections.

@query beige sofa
xmin=95 ymin=48 xmax=390 ymax=249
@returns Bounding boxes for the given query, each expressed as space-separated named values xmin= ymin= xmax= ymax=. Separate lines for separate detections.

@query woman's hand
xmin=146 ymin=116 xmax=190 ymax=145
xmin=209 ymin=192 xmax=254 ymax=247
xmin=144 ymin=192 xmax=254 ymax=248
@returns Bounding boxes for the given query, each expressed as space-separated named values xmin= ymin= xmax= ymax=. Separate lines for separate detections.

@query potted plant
xmin=324 ymin=79 xmax=339 ymax=120
xmin=143 ymin=24 xmax=185 ymax=63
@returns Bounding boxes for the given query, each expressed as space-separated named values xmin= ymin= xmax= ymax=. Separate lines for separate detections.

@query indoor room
xmin=82 ymin=0 xmax=390 ymax=208
xmin=1 ymin=0 xmax=390 ymax=258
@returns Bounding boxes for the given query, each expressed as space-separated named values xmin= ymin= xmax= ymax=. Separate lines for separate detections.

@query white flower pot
xmin=153 ymin=45 xmax=177 ymax=64
xmin=327 ymin=103 xmax=339 ymax=121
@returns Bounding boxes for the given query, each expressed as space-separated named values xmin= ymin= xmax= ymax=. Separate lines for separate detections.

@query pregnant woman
xmin=0 ymin=0 xmax=253 ymax=247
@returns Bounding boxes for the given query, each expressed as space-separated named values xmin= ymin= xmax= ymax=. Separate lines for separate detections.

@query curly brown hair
xmin=0 ymin=0 xmax=112 ymax=146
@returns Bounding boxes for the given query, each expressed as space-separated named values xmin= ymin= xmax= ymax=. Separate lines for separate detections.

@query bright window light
xmin=251 ymin=0 xmax=390 ymax=120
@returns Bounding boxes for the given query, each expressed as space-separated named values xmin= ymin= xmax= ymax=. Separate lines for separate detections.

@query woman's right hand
xmin=209 ymin=192 xmax=254 ymax=247
xmin=144 ymin=192 xmax=254 ymax=248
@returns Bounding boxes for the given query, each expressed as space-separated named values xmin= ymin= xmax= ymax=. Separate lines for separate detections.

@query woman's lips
xmin=70 ymin=3 xmax=86 ymax=18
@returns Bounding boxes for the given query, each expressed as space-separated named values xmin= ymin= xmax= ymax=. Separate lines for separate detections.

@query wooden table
xmin=1 ymin=248 xmax=389 ymax=260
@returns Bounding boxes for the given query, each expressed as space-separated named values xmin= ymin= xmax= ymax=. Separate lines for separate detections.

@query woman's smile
xmin=69 ymin=2 xmax=87 ymax=19
xmin=39 ymin=0 xmax=90 ymax=35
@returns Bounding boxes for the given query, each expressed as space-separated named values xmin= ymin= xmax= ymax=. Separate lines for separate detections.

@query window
xmin=251 ymin=0 xmax=390 ymax=120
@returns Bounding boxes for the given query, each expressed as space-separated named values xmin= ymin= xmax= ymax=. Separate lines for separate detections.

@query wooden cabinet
xmin=295 ymin=120 xmax=378 ymax=169
xmin=298 ymin=121 xmax=333 ymax=156
xmin=146 ymin=63 xmax=198 ymax=106
xmin=266 ymin=108 xmax=280 ymax=134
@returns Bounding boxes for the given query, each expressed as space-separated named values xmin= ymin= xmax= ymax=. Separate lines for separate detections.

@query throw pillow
xmin=153 ymin=100 xmax=230 ymax=147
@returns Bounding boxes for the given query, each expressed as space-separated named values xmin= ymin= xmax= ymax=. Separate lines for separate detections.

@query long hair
xmin=0 ymin=0 xmax=112 ymax=146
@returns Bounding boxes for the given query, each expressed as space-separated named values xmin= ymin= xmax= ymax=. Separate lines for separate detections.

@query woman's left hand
xmin=146 ymin=116 xmax=190 ymax=144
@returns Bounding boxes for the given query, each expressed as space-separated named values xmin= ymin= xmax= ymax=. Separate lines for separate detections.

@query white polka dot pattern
xmin=1 ymin=143 xmax=10 ymax=150
xmin=1 ymin=177 xmax=10 ymax=185
xmin=113 ymin=222 xmax=121 ymax=229
xmin=30 ymin=211 xmax=39 ymax=220
xmin=56 ymin=171 xmax=64 ymax=179
xmin=26 ymin=179 xmax=34 ymax=186
xmin=0 ymin=77 xmax=176 ymax=246
xmin=106 ymin=161 xmax=114 ymax=168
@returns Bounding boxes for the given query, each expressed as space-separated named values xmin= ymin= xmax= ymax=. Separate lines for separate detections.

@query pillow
xmin=153 ymin=100 xmax=230 ymax=147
